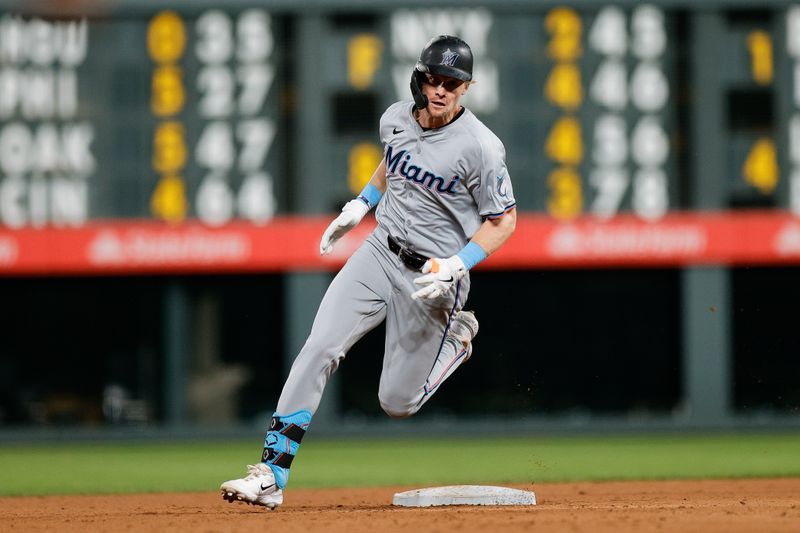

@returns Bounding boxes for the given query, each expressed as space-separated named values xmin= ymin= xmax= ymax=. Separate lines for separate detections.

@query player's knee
xmin=380 ymin=402 xmax=416 ymax=419
xmin=378 ymin=391 xmax=421 ymax=419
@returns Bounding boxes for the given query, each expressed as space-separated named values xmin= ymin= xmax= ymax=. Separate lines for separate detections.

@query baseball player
xmin=221 ymin=35 xmax=517 ymax=509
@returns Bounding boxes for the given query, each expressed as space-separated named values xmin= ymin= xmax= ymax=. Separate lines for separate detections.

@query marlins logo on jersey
xmin=496 ymin=175 xmax=509 ymax=198
xmin=385 ymin=145 xmax=461 ymax=195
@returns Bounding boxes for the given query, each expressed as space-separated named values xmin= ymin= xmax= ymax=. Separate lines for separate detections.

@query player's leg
xmin=222 ymin=238 xmax=390 ymax=507
xmin=276 ymin=239 xmax=390 ymax=416
xmin=377 ymin=272 xmax=475 ymax=418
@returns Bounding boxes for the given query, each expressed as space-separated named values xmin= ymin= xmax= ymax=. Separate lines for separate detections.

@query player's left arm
xmin=411 ymin=209 xmax=515 ymax=300
xmin=469 ymin=207 xmax=517 ymax=257
xmin=412 ymin=134 xmax=516 ymax=299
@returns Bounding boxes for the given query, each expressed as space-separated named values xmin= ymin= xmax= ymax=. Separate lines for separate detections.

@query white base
xmin=392 ymin=485 xmax=536 ymax=507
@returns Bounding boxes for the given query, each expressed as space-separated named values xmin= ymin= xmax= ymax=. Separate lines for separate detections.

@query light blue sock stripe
xmin=358 ymin=183 xmax=383 ymax=209
xmin=263 ymin=410 xmax=312 ymax=490
xmin=457 ymin=242 xmax=487 ymax=270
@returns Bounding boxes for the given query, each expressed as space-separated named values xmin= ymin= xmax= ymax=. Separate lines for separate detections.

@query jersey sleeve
xmin=378 ymin=101 xmax=407 ymax=148
xmin=378 ymin=107 xmax=390 ymax=147
xmin=475 ymin=135 xmax=516 ymax=219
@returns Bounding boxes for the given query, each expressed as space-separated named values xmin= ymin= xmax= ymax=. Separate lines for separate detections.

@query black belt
xmin=387 ymin=236 xmax=428 ymax=272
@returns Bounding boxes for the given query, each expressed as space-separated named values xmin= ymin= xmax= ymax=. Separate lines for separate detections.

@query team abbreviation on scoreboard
xmin=0 ymin=16 xmax=91 ymax=228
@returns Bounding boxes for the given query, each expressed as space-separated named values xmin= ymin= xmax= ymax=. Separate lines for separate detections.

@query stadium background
xmin=0 ymin=0 xmax=799 ymax=440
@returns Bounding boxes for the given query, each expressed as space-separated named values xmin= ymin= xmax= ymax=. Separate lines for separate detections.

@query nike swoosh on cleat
xmin=393 ymin=127 xmax=404 ymax=134
xmin=261 ymin=483 xmax=276 ymax=491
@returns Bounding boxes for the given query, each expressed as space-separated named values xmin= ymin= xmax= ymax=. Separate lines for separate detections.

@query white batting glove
xmin=319 ymin=199 xmax=370 ymax=255
xmin=411 ymin=255 xmax=467 ymax=300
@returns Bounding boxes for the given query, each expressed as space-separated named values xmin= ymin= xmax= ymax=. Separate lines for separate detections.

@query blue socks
xmin=261 ymin=410 xmax=311 ymax=489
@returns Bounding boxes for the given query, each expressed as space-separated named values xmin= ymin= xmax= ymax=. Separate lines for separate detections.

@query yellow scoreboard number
xmin=148 ymin=11 xmax=188 ymax=223
xmin=543 ymin=5 xmax=673 ymax=221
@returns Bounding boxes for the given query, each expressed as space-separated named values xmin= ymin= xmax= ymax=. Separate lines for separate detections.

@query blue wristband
xmin=358 ymin=183 xmax=383 ymax=209
xmin=456 ymin=242 xmax=487 ymax=270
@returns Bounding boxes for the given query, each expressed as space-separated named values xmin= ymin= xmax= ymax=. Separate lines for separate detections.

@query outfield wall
xmin=0 ymin=0 xmax=798 ymax=433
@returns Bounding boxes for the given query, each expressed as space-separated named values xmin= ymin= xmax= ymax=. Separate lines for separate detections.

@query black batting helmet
xmin=416 ymin=35 xmax=473 ymax=81
xmin=410 ymin=35 xmax=473 ymax=109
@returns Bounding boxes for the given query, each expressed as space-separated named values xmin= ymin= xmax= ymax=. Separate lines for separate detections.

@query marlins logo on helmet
xmin=440 ymin=48 xmax=459 ymax=66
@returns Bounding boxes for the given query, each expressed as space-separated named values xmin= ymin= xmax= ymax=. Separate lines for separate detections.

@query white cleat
xmin=220 ymin=463 xmax=283 ymax=510
xmin=449 ymin=310 xmax=479 ymax=361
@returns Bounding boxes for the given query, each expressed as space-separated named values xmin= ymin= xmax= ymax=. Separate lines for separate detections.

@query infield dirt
xmin=1 ymin=478 xmax=798 ymax=532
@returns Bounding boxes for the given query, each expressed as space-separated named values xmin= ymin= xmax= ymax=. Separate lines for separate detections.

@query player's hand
xmin=319 ymin=199 xmax=370 ymax=255
xmin=411 ymin=255 xmax=467 ymax=300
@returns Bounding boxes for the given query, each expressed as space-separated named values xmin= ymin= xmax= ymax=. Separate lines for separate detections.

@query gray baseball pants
xmin=276 ymin=225 xmax=471 ymax=418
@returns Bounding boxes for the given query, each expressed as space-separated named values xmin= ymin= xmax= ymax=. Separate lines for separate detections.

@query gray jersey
xmin=375 ymin=100 xmax=516 ymax=259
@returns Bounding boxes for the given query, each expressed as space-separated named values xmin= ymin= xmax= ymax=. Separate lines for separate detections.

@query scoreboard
xmin=539 ymin=5 xmax=677 ymax=221
xmin=0 ymin=7 xmax=282 ymax=226
xmin=1 ymin=0 xmax=800 ymax=274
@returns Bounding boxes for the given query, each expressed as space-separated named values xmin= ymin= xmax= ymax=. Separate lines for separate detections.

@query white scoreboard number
xmin=193 ymin=9 xmax=277 ymax=226
xmin=587 ymin=4 xmax=670 ymax=221
xmin=544 ymin=4 xmax=672 ymax=222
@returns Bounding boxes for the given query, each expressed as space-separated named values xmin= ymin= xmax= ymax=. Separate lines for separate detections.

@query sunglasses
xmin=424 ymin=73 xmax=465 ymax=92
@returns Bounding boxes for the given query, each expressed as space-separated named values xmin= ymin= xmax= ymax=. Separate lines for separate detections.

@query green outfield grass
xmin=1 ymin=432 xmax=800 ymax=496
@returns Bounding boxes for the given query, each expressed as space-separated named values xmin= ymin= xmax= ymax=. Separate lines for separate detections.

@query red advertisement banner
xmin=0 ymin=210 xmax=799 ymax=275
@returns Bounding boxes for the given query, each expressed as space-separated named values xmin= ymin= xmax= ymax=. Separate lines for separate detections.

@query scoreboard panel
xmin=147 ymin=9 xmax=282 ymax=226
xmin=0 ymin=7 xmax=284 ymax=227
xmin=539 ymin=4 xmax=678 ymax=220
xmin=0 ymin=1 xmax=799 ymax=274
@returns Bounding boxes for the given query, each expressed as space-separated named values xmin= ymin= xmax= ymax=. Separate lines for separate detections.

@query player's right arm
xmin=319 ymin=159 xmax=387 ymax=255
xmin=365 ymin=158 xmax=387 ymax=193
